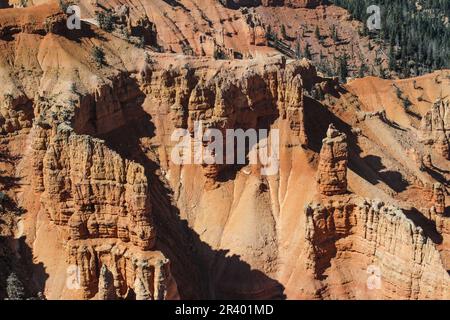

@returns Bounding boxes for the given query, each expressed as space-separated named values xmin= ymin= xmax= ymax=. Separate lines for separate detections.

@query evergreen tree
xmin=338 ymin=55 xmax=349 ymax=82
xmin=331 ymin=24 xmax=339 ymax=42
xmin=6 ymin=272 xmax=26 ymax=300
xmin=358 ymin=63 xmax=368 ymax=78
xmin=304 ymin=45 xmax=312 ymax=60
xmin=332 ymin=0 xmax=450 ymax=77
xmin=281 ymin=25 xmax=287 ymax=40
xmin=295 ymin=41 xmax=301 ymax=59
xmin=388 ymin=45 xmax=396 ymax=71
xmin=315 ymin=25 xmax=321 ymax=40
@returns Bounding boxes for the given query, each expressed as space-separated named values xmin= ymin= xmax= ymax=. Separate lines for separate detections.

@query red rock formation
xmin=67 ymin=239 xmax=178 ymax=299
xmin=140 ymin=56 xmax=318 ymax=187
xmin=317 ymin=124 xmax=348 ymax=196
xmin=305 ymin=196 xmax=450 ymax=299
xmin=34 ymin=125 xmax=156 ymax=249
xmin=29 ymin=109 xmax=177 ymax=299
xmin=431 ymin=183 xmax=446 ymax=216
xmin=0 ymin=0 xmax=449 ymax=301
xmin=0 ymin=2 xmax=64 ymax=37
xmin=0 ymin=94 xmax=33 ymax=134
xmin=421 ymin=98 xmax=450 ymax=159
xmin=98 ymin=264 xmax=116 ymax=300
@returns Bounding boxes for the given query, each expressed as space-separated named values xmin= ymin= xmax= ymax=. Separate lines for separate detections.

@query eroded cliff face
xmin=421 ymin=98 xmax=450 ymax=160
xmin=131 ymin=56 xmax=449 ymax=299
xmin=31 ymin=122 xmax=178 ymax=299
xmin=0 ymin=3 xmax=182 ymax=298
xmin=304 ymin=197 xmax=449 ymax=299
xmin=135 ymin=56 xmax=328 ymax=299
xmin=0 ymin=1 xmax=449 ymax=300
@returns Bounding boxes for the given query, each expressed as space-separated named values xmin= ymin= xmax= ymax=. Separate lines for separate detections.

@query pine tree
xmin=6 ymin=272 xmax=26 ymax=300
xmin=358 ymin=64 xmax=368 ymax=78
xmin=315 ymin=25 xmax=321 ymax=40
xmin=295 ymin=41 xmax=301 ymax=59
xmin=304 ymin=45 xmax=312 ymax=60
xmin=332 ymin=0 xmax=450 ymax=77
xmin=338 ymin=55 xmax=349 ymax=82
xmin=281 ymin=25 xmax=287 ymax=40
xmin=331 ymin=24 xmax=338 ymax=42
xmin=388 ymin=45 xmax=396 ymax=71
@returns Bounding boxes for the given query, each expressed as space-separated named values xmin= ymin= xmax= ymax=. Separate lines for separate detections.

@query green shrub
xmin=96 ymin=11 xmax=115 ymax=32
xmin=92 ymin=46 xmax=106 ymax=67
xmin=58 ymin=0 xmax=72 ymax=13
xmin=6 ymin=272 xmax=26 ymax=300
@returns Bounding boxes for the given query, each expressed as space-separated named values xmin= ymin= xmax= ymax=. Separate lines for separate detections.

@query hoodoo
xmin=317 ymin=124 xmax=348 ymax=196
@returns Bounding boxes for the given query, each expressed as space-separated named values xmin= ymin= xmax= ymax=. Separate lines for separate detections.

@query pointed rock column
xmin=153 ymin=259 xmax=170 ymax=300
xmin=317 ymin=124 xmax=348 ymax=196
xmin=421 ymin=98 xmax=449 ymax=160
xmin=431 ymin=183 xmax=446 ymax=215
xmin=98 ymin=265 xmax=116 ymax=300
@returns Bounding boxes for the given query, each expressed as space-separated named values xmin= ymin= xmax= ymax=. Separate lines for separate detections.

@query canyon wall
xmin=304 ymin=197 xmax=449 ymax=299
xmin=31 ymin=122 xmax=178 ymax=299
xmin=0 ymin=0 xmax=448 ymax=300
xmin=421 ymin=98 xmax=450 ymax=160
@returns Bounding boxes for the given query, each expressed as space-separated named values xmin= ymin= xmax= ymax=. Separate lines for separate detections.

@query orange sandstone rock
xmin=317 ymin=124 xmax=348 ymax=196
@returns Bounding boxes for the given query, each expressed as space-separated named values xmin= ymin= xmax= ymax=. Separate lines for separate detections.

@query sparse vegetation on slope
xmin=333 ymin=0 xmax=450 ymax=78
